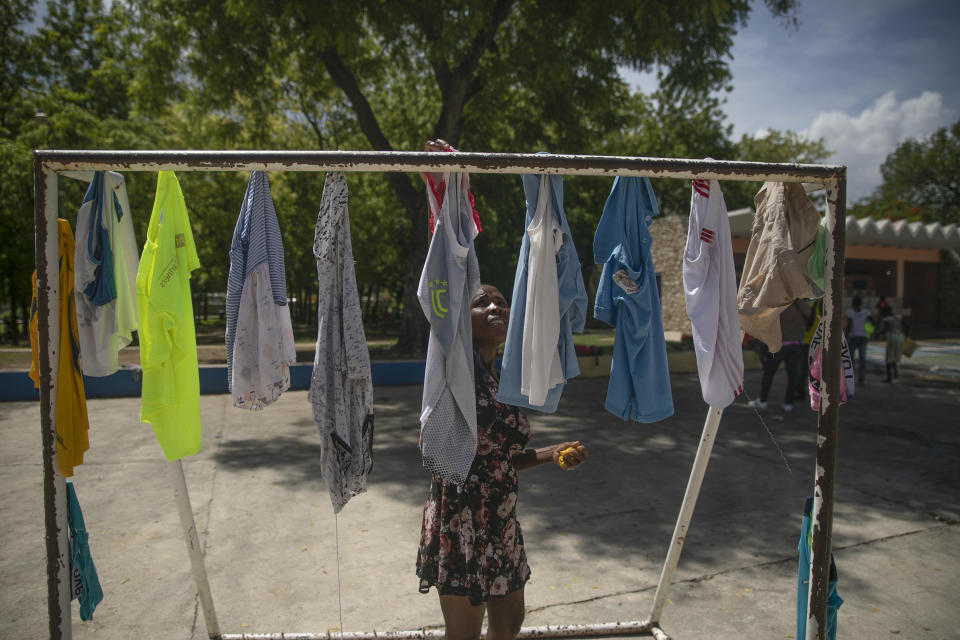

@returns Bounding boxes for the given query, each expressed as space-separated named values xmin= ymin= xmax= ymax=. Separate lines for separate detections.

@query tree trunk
xmin=396 ymin=188 xmax=429 ymax=355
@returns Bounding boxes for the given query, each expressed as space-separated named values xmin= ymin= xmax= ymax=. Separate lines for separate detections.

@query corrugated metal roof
xmin=727 ymin=207 xmax=960 ymax=249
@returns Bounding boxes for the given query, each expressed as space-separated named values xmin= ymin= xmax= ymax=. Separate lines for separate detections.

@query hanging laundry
xmin=593 ymin=177 xmax=673 ymax=422
xmin=73 ymin=171 xmax=139 ymax=377
xmin=807 ymin=317 xmax=855 ymax=409
xmin=683 ymin=178 xmax=744 ymax=409
xmin=136 ymin=171 xmax=202 ymax=460
xmin=497 ymin=172 xmax=587 ymax=412
xmin=418 ymin=171 xmax=481 ymax=484
xmin=67 ymin=481 xmax=103 ymax=621
xmin=738 ymin=182 xmax=822 ymax=353
xmin=420 ymin=143 xmax=482 ymax=236
xmin=796 ymin=496 xmax=843 ymax=640
xmin=808 ymin=216 xmax=827 ymax=292
xmin=225 ymin=171 xmax=296 ymax=410
xmin=309 ymin=172 xmax=375 ymax=513
xmin=29 ymin=219 xmax=90 ymax=477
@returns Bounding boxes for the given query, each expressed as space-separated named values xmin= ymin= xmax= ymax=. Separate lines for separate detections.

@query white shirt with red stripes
xmin=683 ymin=178 xmax=744 ymax=409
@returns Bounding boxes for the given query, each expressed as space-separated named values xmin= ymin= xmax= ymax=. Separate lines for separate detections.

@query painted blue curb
xmin=0 ymin=360 xmax=432 ymax=402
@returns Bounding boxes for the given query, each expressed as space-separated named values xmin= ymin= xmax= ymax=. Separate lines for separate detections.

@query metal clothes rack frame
xmin=33 ymin=150 xmax=846 ymax=640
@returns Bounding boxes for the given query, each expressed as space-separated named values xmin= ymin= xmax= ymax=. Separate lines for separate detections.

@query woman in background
xmin=845 ymin=295 xmax=872 ymax=385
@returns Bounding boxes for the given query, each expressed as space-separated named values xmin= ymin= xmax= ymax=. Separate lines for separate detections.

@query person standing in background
xmin=748 ymin=299 xmax=812 ymax=412
xmin=845 ymin=295 xmax=872 ymax=385
xmin=877 ymin=306 xmax=908 ymax=383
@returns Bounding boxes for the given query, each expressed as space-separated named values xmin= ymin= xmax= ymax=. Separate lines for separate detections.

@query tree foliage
xmin=3 ymin=0 xmax=828 ymax=352
xmin=131 ymin=0 xmax=799 ymax=351
xmin=855 ymin=120 xmax=960 ymax=224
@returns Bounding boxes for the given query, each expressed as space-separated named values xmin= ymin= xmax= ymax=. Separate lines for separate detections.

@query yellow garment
xmin=29 ymin=219 xmax=91 ymax=477
xmin=136 ymin=171 xmax=202 ymax=460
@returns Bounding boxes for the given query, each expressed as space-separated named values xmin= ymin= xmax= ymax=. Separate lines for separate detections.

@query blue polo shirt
xmin=593 ymin=177 xmax=673 ymax=422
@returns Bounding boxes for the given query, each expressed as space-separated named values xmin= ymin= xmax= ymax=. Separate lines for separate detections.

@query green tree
xmin=134 ymin=0 xmax=799 ymax=352
xmin=859 ymin=120 xmax=960 ymax=224
xmin=0 ymin=0 xmax=176 ymax=342
xmin=726 ymin=128 xmax=832 ymax=211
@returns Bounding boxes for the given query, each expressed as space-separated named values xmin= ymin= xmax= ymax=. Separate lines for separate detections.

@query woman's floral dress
xmin=417 ymin=354 xmax=532 ymax=604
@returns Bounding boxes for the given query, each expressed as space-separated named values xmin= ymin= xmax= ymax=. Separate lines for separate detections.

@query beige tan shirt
xmin=737 ymin=182 xmax=822 ymax=352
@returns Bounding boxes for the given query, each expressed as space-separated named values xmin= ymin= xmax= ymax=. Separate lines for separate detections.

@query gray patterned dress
xmin=309 ymin=172 xmax=374 ymax=513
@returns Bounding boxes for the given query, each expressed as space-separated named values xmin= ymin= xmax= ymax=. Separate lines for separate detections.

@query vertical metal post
xmin=166 ymin=460 xmax=221 ymax=638
xmin=806 ymin=177 xmax=846 ymax=640
xmin=646 ymin=406 xmax=723 ymax=625
xmin=35 ymin=158 xmax=72 ymax=639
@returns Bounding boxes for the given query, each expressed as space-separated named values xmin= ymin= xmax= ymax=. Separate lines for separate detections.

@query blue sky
xmin=626 ymin=0 xmax=959 ymax=203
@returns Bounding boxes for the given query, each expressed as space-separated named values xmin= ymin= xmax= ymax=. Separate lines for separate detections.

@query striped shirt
xmin=225 ymin=171 xmax=288 ymax=390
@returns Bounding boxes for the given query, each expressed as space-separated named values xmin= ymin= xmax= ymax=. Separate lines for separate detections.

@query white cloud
xmin=803 ymin=91 xmax=954 ymax=202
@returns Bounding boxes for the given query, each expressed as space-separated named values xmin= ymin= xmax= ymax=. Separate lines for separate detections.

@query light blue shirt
xmin=497 ymin=171 xmax=587 ymax=412
xmin=593 ymin=177 xmax=673 ymax=422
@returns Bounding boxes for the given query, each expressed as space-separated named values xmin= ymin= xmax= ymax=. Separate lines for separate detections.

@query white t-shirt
xmin=683 ymin=179 xmax=744 ymax=408
xmin=846 ymin=307 xmax=872 ymax=337
xmin=73 ymin=171 xmax=139 ymax=377
xmin=521 ymin=175 xmax=565 ymax=405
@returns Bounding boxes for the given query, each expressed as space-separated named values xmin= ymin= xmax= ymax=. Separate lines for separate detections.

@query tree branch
xmin=319 ymin=47 xmax=395 ymax=152
xmin=317 ymin=45 xmax=429 ymax=351
xmin=430 ymin=0 xmax=516 ymax=142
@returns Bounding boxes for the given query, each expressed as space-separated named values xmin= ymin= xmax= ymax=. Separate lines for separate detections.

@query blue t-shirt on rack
xmin=497 ymin=170 xmax=587 ymax=412
xmin=593 ymin=176 xmax=673 ymax=422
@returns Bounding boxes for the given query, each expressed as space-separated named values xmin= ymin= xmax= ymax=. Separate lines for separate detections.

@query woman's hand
xmin=420 ymin=139 xmax=457 ymax=186
xmin=553 ymin=441 xmax=587 ymax=470
xmin=424 ymin=139 xmax=454 ymax=152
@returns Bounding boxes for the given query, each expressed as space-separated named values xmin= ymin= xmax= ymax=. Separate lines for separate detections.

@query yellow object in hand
xmin=558 ymin=446 xmax=577 ymax=469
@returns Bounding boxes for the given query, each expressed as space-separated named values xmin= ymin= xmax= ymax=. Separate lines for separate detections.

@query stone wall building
xmin=649 ymin=215 xmax=692 ymax=339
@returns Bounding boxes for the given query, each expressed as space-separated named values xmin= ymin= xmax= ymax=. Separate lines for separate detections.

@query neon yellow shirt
xmin=29 ymin=219 xmax=91 ymax=477
xmin=136 ymin=172 xmax=202 ymax=460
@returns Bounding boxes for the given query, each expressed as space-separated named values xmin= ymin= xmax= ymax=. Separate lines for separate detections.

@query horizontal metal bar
xmin=34 ymin=150 xmax=844 ymax=183
xmin=219 ymin=620 xmax=662 ymax=640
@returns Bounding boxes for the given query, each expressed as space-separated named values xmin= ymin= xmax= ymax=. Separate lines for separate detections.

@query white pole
xmin=646 ymin=406 xmax=723 ymax=625
xmin=166 ymin=459 xmax=221 ymax=638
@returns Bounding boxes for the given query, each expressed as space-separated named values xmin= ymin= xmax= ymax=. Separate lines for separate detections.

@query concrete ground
xmin=1 ymin=360 xmax=958 ymax=639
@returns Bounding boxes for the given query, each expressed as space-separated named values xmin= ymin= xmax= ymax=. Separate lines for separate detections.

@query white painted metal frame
xmin=33 ymin=150 xmax=847 ymax=640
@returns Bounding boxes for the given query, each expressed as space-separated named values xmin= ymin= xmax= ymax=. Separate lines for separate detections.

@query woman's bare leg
xmin=485 ymin=588 xmax=525 ymax=640
xmin=439 ymin=594 xmax=486 ymax=640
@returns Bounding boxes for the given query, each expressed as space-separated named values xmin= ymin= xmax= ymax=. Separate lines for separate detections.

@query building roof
xmin=727 ymin=207 xmax=960 ymax=249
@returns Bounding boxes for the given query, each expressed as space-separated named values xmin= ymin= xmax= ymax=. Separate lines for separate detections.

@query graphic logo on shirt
xmin=612 ymin=269 xmax=641 ymax=295
xmin=429 ymin=279 xmax=449 ymax=318
xmin=700 ymin=227 xmax=715 ymax=244
xmin=158 ymin=256 xmax=178 ymax=288
xmin=175 ymin=233 xmax=185 ymax=248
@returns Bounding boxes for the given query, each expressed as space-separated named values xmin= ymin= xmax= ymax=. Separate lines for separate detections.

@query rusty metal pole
xmin=805 ymin=176 xmax=846 ymax=640
xmin=36 ymin=149 xmax=845 ymax=183
xmin=34 ymin=155 xmax=73 ymax=640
